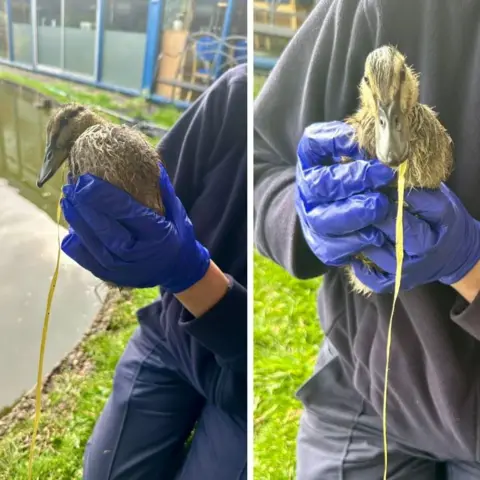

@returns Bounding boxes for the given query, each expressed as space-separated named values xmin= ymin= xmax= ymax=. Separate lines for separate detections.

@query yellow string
xmin=382 ymin=161 xmax=408 ymax=480
xmin=27 ymin=189 xmax=63 ymax=480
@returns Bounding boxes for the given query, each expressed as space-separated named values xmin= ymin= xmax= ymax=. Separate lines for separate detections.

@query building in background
xmin=253 ymin=0 xmax=314 ymax=71
xmin=0 ymin=0 xmax=247 ymax=108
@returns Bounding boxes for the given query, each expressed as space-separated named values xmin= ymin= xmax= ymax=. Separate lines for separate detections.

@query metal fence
xmin=0 ymin=0 xmax=247 ymax=108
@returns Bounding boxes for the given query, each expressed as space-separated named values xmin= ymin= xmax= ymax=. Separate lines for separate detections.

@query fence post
xmin=141 ymin=0 xmax=163 ymax=96
xmin=94 ymin=0 xmax=105 ymax=83
xmin=213 ymin=0 xmax=235 ymax=79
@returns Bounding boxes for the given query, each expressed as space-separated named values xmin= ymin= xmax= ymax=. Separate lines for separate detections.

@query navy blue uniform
xmin=83 ymin=65 xmax=247 ymax=480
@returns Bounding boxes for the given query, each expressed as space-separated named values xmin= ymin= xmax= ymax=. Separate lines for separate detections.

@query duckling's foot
xmin=354 ymin=253 xmax=377 ymax=270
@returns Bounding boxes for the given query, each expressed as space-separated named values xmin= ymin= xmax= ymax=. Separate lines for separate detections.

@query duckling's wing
xmin=408 ymin=104 xmax=453 ymax=188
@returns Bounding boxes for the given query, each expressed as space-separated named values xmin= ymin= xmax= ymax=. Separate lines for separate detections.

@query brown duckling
xmin=37 ymin=103 xmax=164 ymax=215
xmin=342 ymin=45 xmax=454 ymax=295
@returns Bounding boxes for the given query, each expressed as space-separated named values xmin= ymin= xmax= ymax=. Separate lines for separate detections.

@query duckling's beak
xmin=375 ymin=99 xmax=409 ymax=168
xmin=37 ymin=146 xmax=64 ymax=188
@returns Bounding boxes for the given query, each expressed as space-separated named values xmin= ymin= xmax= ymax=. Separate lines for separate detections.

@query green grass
xmin=254 ymin=73 xmax=269 ymax=98
xmin=0 ymin=289 xmax=159 ymax=479
xmin=254 ymin=251 xmax=323 ymax=479
xmin=252 ymin=72 xmax=323 ymax=478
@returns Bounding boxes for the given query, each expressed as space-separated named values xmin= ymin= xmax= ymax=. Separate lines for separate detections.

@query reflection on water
xmin=0 ymin=82 xmax=104 ymax=409
xmin=0 ymin=81 xmax=65 ymax=224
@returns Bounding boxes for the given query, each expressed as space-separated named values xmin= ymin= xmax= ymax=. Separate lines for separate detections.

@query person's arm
xmin=178 ymin=269 xmax=246 ymax=375
xmin=175 ymin=260 xmax=230 ymax=317
xmin=254 ymin=0 xmax=376 ymax=279
xmin=177 ymin=271 xmax=247 ymax=417
xmin=159 ymin=67 xmax=247 ymax=416
xmin=452 ymin=260 xmax=480 ymax=303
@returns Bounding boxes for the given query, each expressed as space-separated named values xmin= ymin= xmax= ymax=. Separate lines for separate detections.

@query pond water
xmin=0 ymin=82 xmax=104 ymax=409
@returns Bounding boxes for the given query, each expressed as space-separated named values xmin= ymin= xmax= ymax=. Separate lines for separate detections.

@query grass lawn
xmin=254 ymin=73 xmax=269 ymax=98
xmin=254 ymin=251 xmax=323 ymax=479
xmin=0 ymin=289 xmax=159 ymax=479
xmin=0 ymin=70 xmax=181 ymax=478
xmin=253 ymin=72 xmax=325 ymax=478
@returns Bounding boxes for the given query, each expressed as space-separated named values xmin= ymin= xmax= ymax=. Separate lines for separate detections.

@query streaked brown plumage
xmin=37 ymin=103 xmax=165 ymax=291
xmin=37 ymin=103 xmax=164 ymax=215
xmin=342 ymin=45 xmax=454 ymax=295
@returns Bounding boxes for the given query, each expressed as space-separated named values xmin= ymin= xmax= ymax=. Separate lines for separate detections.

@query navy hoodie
xmin=137 ymin=64 xmax=247 ymax=419
xmin=255 ymin=0 xmax=480 ymax=460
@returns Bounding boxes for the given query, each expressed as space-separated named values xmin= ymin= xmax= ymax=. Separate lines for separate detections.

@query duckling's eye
xmin=363 ymin=75 xmax=370 ymax=86
xmin=59 ymin=117 xmax=69 ymax=128
xmin=379 ymin=117 xmax=386 ymax=128
xmin=400 ymin=67 xmax=406 ymax=83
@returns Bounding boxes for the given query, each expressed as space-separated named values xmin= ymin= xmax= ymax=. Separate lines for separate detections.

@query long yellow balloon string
xmin=383 ymin=161 xmax=408 ymax=480
xmin=28 ymin=188 xmax=63 ymax=479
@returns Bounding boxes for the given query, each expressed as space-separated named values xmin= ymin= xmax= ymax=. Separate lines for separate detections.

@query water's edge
xmin=0 ymin=81 xmax=105 ymax=409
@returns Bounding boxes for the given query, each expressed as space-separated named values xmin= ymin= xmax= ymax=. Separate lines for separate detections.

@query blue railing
xmin=0 ymin=0 xmax=247 ymax=109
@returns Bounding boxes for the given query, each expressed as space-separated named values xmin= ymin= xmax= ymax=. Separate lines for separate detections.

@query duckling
xmin=342 ymin=45 xmax=453 ymax=296
xmin=36 ymin=103 xmax=164 ymax=216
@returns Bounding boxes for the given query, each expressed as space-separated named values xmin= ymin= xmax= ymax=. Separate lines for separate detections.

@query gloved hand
xmin=295 ymin=121 xmax=396 ymax=266
xmin=352 ymin=183 xmax=480 ymax=292
xmin=60 ymin=164 xmax=211 ymax=293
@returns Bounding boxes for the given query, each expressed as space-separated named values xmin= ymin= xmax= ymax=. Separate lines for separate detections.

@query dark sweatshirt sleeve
xmin=254 ymin=0 xmax=377 ymax=279
xmin=178 ymin=276 xmax=246 ymax=374
xmin=451 ymin=293 xmax=480 ymax=341
xmin=155 ymin=65 xmax=247 ymax=417
xmin=176 ymin=276 xmax=246 ymax=416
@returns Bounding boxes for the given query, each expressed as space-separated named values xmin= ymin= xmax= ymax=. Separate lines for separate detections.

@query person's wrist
xmin=451 ymin=259 xmax=480 ymax=303
xmin=174 ymin=260 xmax=230 ymax=317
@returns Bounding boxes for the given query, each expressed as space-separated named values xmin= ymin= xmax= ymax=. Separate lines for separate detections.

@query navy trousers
xmin=296 ymin=338 xmax=480 ymax=480
xmin=83 ymin=324 xmax=246 ymax=480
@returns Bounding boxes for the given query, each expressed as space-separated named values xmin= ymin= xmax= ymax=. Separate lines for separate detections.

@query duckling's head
xmin=37 ymin=103 xmax=105 ymax=187
xmin=359 ymin=45 xmax=419 ymax=168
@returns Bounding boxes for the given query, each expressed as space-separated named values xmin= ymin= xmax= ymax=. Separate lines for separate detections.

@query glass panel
xmin=0 ymin=1 xmax=8 ymax=58
xmin=190 ymin=0 xmax=219 ymax=34
xmin=11 ymin=0 xmax=32 ymax=64
xmin=63 ymin=0 xmax=96 ymax=76
xmin=36 ymin=0 xmax=62 ymax=68
xmin=102 ymin=0 xmax=148 ymax=90
xmin=163 ymin=0 xmax=188 ymax=30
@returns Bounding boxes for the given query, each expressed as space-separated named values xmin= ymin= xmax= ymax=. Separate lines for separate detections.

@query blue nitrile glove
xmin=351 ymin=183 xmax=480 ymax=292
xmin=60 ymin=164 xmax=211 ymax=293
xmin=295 ymin=121 xmax=396 ymax=266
